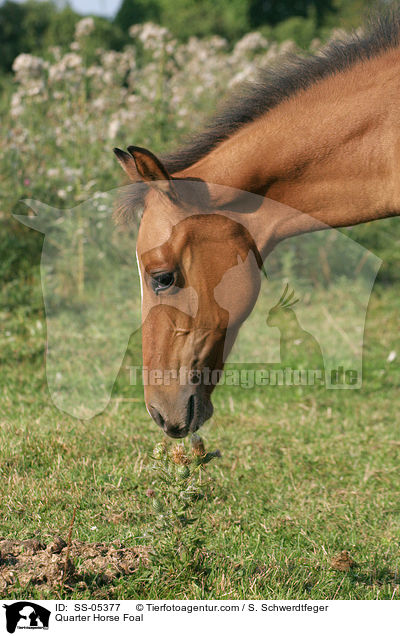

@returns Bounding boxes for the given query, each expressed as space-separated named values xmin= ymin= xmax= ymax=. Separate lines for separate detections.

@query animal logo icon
xmin=3 ymin=602 xmax=50 ymax=633
xmin=266 ymin=284 xmax=325 ymax=373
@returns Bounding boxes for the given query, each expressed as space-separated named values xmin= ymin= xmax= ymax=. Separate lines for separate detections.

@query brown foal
xmin=114 ymin=14 xmax=400 ymax=437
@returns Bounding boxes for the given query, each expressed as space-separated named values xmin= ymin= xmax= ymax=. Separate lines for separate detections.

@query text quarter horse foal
xmin=115 ymin=14 xmax=400 ymax=438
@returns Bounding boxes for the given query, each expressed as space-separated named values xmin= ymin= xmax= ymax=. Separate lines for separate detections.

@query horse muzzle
xmin=148 ymin=388 xmax=213 ymax=438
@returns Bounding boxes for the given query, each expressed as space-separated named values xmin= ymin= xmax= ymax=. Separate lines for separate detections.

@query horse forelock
xmin=112 ymin=181 xmax=149 ymax=227
xmin=113 ymin=178 xmax=213 ymax=227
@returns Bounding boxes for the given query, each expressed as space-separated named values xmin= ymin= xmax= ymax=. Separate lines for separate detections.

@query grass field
xmin=1 ymin=273 xmax=400 ymax=599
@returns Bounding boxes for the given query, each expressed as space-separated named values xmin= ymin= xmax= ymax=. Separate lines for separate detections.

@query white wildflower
xmin=13 ymin=54 xmax=46 ymax=81
xmin=86 ymin=65 xmax=103 ymax=78
xmin=234 ymin=32 xmax=269 ymax=56
xmin=130 ymin=22 xmax=172 ymax=50
xmin=62 ymin=52 xmax=83 ymax=69
xmin=208 ymin=35 xmax=228 ymax=51
xmin=10 ymin=92 xmax=23 ymax=118
xmin=228 ymin=64 xmax=258 ymax=88
xmin=279 ymin=39 xmax=297 ymax=55
xmin=101 ymin=50 xmax=120 ymax=69
xmin=75 ymin=17 xmax=95 ymax=39
xmin=329 ymin=28 xmax=350 ymax=42
xmin=108 ymin=118 xmax=120 ymax=140
xmin=47 ymin=168 xmax=60 ymax=178
xmin=310 ymin=37 xmax=322 ymax=52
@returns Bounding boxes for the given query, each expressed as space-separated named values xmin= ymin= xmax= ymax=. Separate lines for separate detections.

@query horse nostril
xmin=186 ymin=394 xmax=195 ymax=429
xmin=149 ymin=397 xmax=196 ymax=436
xmin=166 ymin=424 xmax=182 ymax=437
xmin=149 ymin=405 xmax=165 ymax=430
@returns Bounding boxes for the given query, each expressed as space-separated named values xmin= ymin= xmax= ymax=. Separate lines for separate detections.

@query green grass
xmin=1 ymin=275 xmax=400 ymax=600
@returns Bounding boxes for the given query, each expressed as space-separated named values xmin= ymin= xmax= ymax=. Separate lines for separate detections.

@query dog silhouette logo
xmin=3 ymin=602 xmax=50 ymax=633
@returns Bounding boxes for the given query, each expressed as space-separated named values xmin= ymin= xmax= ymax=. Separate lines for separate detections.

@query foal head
xmin=115 ymin=146 xmax=263 ymax=437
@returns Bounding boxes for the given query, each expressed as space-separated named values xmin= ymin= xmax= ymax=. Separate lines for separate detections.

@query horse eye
xmin=151 ymin=271 xmax=176 ymax=294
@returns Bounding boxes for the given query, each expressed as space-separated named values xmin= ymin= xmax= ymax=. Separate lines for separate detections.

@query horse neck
xmin=177 ymin=49 xmax=400 ymax=243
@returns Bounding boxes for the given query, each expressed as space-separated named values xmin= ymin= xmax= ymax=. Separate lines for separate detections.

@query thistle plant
xmin=144 ymin=435 xmax=221 ymax=571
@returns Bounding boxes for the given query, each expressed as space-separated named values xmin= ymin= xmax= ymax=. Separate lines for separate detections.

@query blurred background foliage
xmin=0 ymin=0 xmax=376 ymax=73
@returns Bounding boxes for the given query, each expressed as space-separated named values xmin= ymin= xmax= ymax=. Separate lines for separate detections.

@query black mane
xmin=162 ymin=8 xmax=400 ymax=174
xmin=115 ymin=7 xmax=400 ymax=224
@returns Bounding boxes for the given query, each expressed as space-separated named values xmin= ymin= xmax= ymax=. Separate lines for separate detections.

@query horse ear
xmin=114 ymin=148 xmax=140 ymax=181
xmin=127 ymin=145 xmax=178 ymax=201
xmin=127 ymin=146 xmax=170 ymax=182
xmin=114 ymin=146 xmax=178 ymax=201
